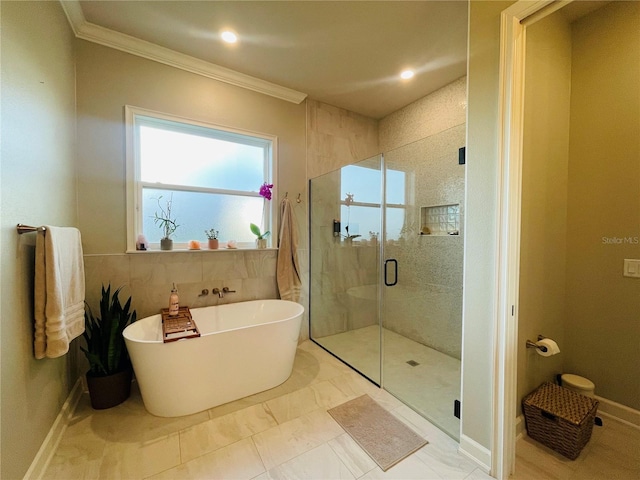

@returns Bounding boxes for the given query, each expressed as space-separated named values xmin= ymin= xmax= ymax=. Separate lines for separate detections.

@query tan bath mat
xmin=327 ymin=394 xmax=428 ymax=471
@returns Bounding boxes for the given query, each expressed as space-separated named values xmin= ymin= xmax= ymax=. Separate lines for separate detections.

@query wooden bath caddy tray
xmin=161 ymin=306 xmax=200 ymax=342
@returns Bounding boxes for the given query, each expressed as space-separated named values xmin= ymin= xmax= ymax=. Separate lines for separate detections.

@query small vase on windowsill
xmin=256 ymin=238 xmax=267 ymax=249
xmin=208 ymin=239 xmax=219 ymax=250
xmin=160 ymin=238 xmax=173 ymax=251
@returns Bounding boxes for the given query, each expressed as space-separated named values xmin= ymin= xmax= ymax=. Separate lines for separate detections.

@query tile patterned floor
xmin=43 ymin=340 xmax=489 ymax=480
xmin=317 ymin=325 xmax=461 ymax=440
xmin=512 ymin=414 xmax=640 ymax=480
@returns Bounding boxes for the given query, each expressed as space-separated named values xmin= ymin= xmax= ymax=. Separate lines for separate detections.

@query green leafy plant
xmin=250 ymin=223 xmax=270 ymax=240
xmin=205 ymin=228 xmax=219 ymax=240
xmin=81 ymin=285 xmax=137 ymax=377
xmin=152 ymin=194 xmax=179 ymax=239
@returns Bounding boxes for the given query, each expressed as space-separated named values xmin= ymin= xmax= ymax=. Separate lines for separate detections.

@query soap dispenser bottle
xmin=169 ymin=283 xmax=179 ymax=316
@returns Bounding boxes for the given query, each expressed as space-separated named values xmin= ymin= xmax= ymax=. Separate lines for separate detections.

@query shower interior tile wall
xmin=383 ymin=123 xmax=465 ymax=359
xmin=309 ymin=168 xmax=380 ymax=339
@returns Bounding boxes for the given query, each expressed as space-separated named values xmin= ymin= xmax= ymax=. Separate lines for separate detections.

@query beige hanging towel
xmin=277 ymin=198 xmax=302 ymax=302
xmin=34 ymin=226 xmax=86 ymax=359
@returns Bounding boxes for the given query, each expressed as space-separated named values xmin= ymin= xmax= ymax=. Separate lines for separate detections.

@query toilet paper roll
xmin=535 ymin=338 xmax=560 ymax=357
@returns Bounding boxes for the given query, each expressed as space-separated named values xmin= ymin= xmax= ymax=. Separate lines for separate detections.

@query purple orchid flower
xmin=259 ymin=183 xmax=274 ymax=201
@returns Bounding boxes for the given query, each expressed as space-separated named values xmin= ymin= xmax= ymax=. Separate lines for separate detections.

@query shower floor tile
xmin=315 ymin=325 xmax=461 ymax=440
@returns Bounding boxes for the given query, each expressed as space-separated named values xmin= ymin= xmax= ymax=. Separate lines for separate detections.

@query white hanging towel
xmin=277 ymin=198 xmax=302 ymax=302
xmin=34 ymin=226 xmax=86 ymax=359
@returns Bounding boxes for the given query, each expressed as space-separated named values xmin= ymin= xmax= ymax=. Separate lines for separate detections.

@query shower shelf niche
xmin=420 ymin=204 xmax=460 ymax=236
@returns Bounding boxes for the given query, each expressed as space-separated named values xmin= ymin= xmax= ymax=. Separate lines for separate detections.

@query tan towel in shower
xmin=34 ymin=226 xmax=86 ymax=359
xmin=277 ymin=198 xmax=302 ymax=302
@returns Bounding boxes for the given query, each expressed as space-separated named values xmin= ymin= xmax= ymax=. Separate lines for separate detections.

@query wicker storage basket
xmin=523 ymin=382 xmax=598 ymax=460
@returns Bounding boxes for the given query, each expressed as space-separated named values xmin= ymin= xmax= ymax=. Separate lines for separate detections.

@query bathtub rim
xmin=123 ymin=299 xmax=304 ymax=344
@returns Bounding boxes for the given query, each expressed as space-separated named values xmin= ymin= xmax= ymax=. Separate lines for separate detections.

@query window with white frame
xmin=339 ymin=164 xmax=407 ymax=242
xmin=125 ymin=106 xmax=276 ymax=250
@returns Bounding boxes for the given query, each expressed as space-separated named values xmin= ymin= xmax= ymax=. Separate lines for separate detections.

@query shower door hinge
xmin=454 ymin=399 xmax=461 ymax=419
xmin=458 ymin=147 xmax=466 ymax=165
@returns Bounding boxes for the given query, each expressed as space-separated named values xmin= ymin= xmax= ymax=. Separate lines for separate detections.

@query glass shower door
xmin=309 ymin=155 xmax=383 ymax=384
xmin=381 ymin=131 xmax=465 ymax=441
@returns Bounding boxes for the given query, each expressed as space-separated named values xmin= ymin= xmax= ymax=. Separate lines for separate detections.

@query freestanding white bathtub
xmin=123 ymin=299 xmax=303 ymax=417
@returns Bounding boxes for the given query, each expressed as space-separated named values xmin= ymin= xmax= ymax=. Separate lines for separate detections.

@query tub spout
xmin=212 ymin=288 xmax=223 ymax=298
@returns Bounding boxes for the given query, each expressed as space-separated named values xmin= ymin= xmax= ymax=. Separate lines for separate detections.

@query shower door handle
xmin=384 ymin=259 xmax=398 ymax=286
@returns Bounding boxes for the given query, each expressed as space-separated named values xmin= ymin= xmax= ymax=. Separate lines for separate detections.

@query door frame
xmin=493 ymin=1 xmax=574 ymax=478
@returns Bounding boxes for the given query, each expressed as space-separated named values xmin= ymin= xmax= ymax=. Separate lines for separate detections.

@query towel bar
xmin=17 ymin=224 xmax=46 ymax=234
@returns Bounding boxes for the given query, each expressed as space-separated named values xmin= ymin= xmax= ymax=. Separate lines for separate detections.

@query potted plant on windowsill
xmin=251 ymin=182 xmax=273 ymax=249
xmin=153 ymin=194 xmax=179 ymax=250
xmin=81 ymin=284 xmax=137 ymax=410
xmin=205 ymin=228 xmax=219 ymax=249
xmin=250 ymin=223 xmax=270 ymax=249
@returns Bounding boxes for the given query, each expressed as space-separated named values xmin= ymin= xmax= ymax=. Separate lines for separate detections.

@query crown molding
xmin=58 ymin=0 xmax=307 ymax=105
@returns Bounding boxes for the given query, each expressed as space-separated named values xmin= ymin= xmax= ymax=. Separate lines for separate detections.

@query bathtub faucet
xmin=212 ymin=287 xmax=236 ymax=298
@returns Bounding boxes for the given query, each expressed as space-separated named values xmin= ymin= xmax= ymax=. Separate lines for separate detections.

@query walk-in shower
xmin=309 ymin=124 xmax=465 ymax=440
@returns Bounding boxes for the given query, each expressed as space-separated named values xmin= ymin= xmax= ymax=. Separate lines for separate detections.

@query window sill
xmin=125 ymin=247 xmax=278 ymax=254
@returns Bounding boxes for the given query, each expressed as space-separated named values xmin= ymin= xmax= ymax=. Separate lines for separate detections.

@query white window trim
xmin=125 ymin=105 xmax=278 ymax=252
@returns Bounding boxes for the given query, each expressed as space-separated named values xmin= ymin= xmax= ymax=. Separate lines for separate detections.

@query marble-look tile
xmin=359 ymin=454 xmax=443 ymax=479
xmin=206 ymin=364 xmax=320 ymax=420
xmin=465 ymin=468 xmax=494 ymax=480
xmin=242 ymin=276 xmax=279 ymax=301
xmin=148 ymin=437 xmax=265 ymax=480
xmin=77 ymin=387 xmax=209 ymax=444
xmin=98 ymin=432 xmax=180 ymax=479
xmin=392 ymin=405 xmax=473 ymax=479
xmin=252 ymin=409 xmax=344 ymax=470
xmin=179 ymin=403 xmax=278 ymax=463
xmin=266 ymin=380 xmax=350 ymax=424
xmin=129 ymin=251 xmax=203 ymax=286
xmin=202 ymin=250 xmax=249 ymax=280
xmin=44 ymin=410 xmax=107 ymax=479
xmin=261 ymin=443 xmax=355 ymax=480
xmin=319 ymin=326 xmax=460 ymax=439
xmin=243 ymin=250 xmax=278 ymax=278
xmin=306 ymin=99 xmax=379 ymax=179
xmin=327 ymin=433 xmax=377 ymax=477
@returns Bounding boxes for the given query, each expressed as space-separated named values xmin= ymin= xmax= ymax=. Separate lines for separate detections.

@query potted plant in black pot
xmin=81 ymin=284 xmax=137 ymax=409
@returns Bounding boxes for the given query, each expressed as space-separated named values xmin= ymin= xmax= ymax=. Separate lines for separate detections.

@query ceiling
xmin=75 ymin=1 xmax=469 ymax=119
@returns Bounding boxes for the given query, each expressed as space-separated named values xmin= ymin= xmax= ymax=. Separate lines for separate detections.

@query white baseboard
xmin=595 ymin=395 xmax=640 ymax=429
xmin=23 ymin=378 xmax=84 ymax=480
xmin=459 ymin=434 xmax=492 ymax=474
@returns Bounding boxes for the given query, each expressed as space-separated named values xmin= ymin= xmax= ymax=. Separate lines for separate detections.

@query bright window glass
xmin=127 ymin=108 xmax=274 ymax=249
xmin=340 ymin=164 xmax=406 ymax=241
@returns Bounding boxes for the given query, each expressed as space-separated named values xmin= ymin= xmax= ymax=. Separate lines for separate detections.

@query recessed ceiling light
xmin=221 ymin=31 xmax=238 ymax=44
xmin=400 ymin=70 xmax=415 ymax=80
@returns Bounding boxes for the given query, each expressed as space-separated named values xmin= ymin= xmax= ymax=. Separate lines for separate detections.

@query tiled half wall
xmin=83 ymin=249 xmax=310 ymax=342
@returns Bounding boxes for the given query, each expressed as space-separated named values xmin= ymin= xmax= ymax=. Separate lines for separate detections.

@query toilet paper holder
xmin=526 ymin=335 xmax=549 ymax=353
